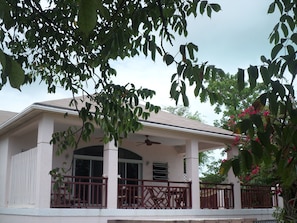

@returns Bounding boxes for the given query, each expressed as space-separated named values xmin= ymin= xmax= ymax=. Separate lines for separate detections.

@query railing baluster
xmin=51 ymin=175 xmax=108 ymax=208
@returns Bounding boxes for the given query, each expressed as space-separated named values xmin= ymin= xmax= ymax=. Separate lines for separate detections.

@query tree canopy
xmin=0 ymin=0 xmax=221 ymax=145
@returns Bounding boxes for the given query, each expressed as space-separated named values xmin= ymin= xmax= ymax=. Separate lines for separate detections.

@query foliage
xmin=206 ymin=73 xmax=267 ymax=128
xmin=166 ymin=4 xmax=297 ymax=218
xmin=0 ymin=0 xmax=221 ymax=147
xmin=201 ymin=159 xmax=226 ymax=184
xmin=217 ymin=1 xmax=297 ymax=220
xmin=163 ymin=105 xmax=202 ymax=121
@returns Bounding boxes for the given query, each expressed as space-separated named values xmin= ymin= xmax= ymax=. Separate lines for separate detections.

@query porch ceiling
xmin=53 ymin=120 xmax=225 ymax=152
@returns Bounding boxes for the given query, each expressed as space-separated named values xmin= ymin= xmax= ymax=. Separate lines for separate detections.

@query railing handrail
xmin=119 ymin=177 xmax=192 ymax=186
xmin=200 ymin=182 xmax=234 ymax=186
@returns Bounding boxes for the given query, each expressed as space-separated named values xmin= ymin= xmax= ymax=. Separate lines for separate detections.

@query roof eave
xmin=140 ymin=120 xmax=235 ymax=142
xmin=0 ymin=103 xmax=235 ymax=143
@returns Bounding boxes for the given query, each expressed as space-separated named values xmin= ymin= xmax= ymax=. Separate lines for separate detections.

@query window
xmin=153 ymin=162 xmax=168 ymax=180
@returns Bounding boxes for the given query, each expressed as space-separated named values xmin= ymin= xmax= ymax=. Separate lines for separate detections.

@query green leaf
xmin=219 ymin=159 xmax=232 ymax=175
xmin=232 ymin=158 xmax=240 ymax=176
xmin=5 ymin=56 xmax=25 ymax=90
xmin=257 ymin=131 xmax=271 ymax=147
xmin=286 ymin=15 xmax=295 ymax=31
xmin=210 ymin=4 xmax=221 ymax=12
xmin=164 ymin=54 xmax=174 ymax=65
xmin=281 ymin=23 xmax=288 ymax=37
xmin=247 ymin=65 xmax=258 ymax=89
xmin=267 ymin=2 xmax=275 ymax=13
xmin=260 ymin=55 xmax=267 ymax=63
xmin=0 ymin=0 xmax=15 ymax=30
xmin=250 ymin=114 xmax=263 ymax=130
xmin=179 ymin=45 xmax=186 ymax=57
xmin=271 ymin=43 xmax=283 ymax=59
xmin=272 ymin=80 xmax=285 ymax=99
xmin=291 ymin=33 xmax=297 ymax=44
xmin=260 ymin=66 xmax=271 ymax=85
xmin=239 ymin=119 xmax=252 ymax=133
xmin=170 ymin=81 xmax=178 ymax=99
xmin=251 ymin=140 xmax=263 ymax=162
xmin=0 ymin=50 xmax=6 ymax=71
xmin=186 ymin=42 xmax=198 ymax=60
xmin=268 ymin=92 xmax=278 ymax=116
xmin=206 ymin=5 xmax=212 ymax=17
xmin=240 ymin=150 xmax=253 ymax=171
xmin=177 ymin=63 xmax=185 ymax=76
xmin=78 ymin=0 xmax=98 ymax=37
xmin=285 ymin=84 xmax=294 ymax=98
xmin=182 ymin=93 xmax=189 ymax=106
xmin=200 ymin=1 xmax=207 ymax=14
xmin=237 ymin=68 xmax=244 ymax=91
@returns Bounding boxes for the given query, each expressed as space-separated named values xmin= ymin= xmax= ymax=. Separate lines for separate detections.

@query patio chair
xmin=148 ymin=188 xmax=165 ymax=209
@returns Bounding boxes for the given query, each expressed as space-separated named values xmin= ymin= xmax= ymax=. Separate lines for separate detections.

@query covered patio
xmin=0 ymin=98 xmax=280 ymax=222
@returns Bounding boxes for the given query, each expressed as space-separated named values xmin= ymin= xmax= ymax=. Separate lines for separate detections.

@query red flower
xmin=251 ymin=166 xmax=260 ymax=175
xmin=288 ymin=157 xmax=293 ymax=164
xmin=232 ymin=135 xmax=241 ymax=146
xmin=255 ymin=137 xmax=261 ymax=143
xmin=263 ymin=110 xmax=270 ymax=117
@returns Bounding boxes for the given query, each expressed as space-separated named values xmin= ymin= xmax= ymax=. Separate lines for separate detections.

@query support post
xmin=103 ymin=140 xmax=118 ymax=209
xmin=36 ymin=115 xmax=54 ymax=208
xmin=227 ymin=146 xmax=242 ymax=209
xmin=185 ymin=139 xmax=200 ymax=209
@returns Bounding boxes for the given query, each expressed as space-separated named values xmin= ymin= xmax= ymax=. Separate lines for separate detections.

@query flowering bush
xmin=220 ymin=96 xmax=297 ymax=188
xmin=220 ymin=90 xmax=297 ymax=220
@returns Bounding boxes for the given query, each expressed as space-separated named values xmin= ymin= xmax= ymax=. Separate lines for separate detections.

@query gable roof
xmin=34 ymin=97 xmax=234 ymax=138
xmin=0 ymin=110 xmax=18 ymax=125
xmin=0 ymin=96 xmax=234 ymax=141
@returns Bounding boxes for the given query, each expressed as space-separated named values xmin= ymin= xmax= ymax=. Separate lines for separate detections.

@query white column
xmin=103 ymin=140 xmax=118 ymax=209
xmin=227 ymin=146 xmax=241 ymax=209
xmin=36 ymin=116 xmax=54 ymax=208
xmin=185 ymin=139 xmax=200 ymax=209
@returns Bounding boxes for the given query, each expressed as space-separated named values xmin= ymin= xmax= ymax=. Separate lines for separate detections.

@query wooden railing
xmin=51 ymin=175 xmax=108 ymax=208
xmin=200 ymin=182 xmax=234 ymax=209
xmin=51 ymin=176 xmax=278 ymax=210
xmin=241 ymin=184 xmax=278 ymax=208
xmin=118 ymin=178 xmax=192 ymax=209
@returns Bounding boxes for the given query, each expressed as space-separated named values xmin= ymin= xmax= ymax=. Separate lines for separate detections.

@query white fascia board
xmin=0 ymin=104 xmax=77 ymax=133
xmin=140 ymin=120 xmax=235 ymax=141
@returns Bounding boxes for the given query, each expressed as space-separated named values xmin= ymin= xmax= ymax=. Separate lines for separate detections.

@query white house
xmin=0 ymin=97 xmax=278 ymax=223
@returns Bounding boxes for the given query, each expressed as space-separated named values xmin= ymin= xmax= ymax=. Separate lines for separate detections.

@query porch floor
xmin=108 ymin=220 xmax=257 ymax=223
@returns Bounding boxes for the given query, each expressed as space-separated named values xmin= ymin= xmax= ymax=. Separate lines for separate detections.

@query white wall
xmin=0 ymin=138 xmax=9 ymax=207
xmin=51 ymin=139 xmax=184 ymax=182
xmin=8 ymin=148 xmax=37 ymax=207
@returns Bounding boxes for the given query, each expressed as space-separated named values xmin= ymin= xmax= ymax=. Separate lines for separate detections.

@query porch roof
xmin=0 ymin=110 xmax=18 ymax=125
xmin=36 ymin=97 xmax=234 ymax=138
xmin=0 ymin=96 xmax=234 ymax=141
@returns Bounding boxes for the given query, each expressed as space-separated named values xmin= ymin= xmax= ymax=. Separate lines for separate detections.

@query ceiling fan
xmin=140 ymin=135 xmax=161 ymax=146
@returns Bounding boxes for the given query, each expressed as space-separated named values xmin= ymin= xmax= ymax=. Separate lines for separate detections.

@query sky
xmin=0 ymin=0 xmax=279 ymax=125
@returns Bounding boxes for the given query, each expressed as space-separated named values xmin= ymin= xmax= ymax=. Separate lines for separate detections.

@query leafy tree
xmin=163 ymin=105 xmax=203 ymax=122
xmin=0 ymin=0 xmax=221 ymax=147
xmin=217 ymin=2 xmax=297 ymax=221
xmin=201 ymin=159 xmax=226 ymax=184
xmin=206 ymin=73 xmax=267 ymax=128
